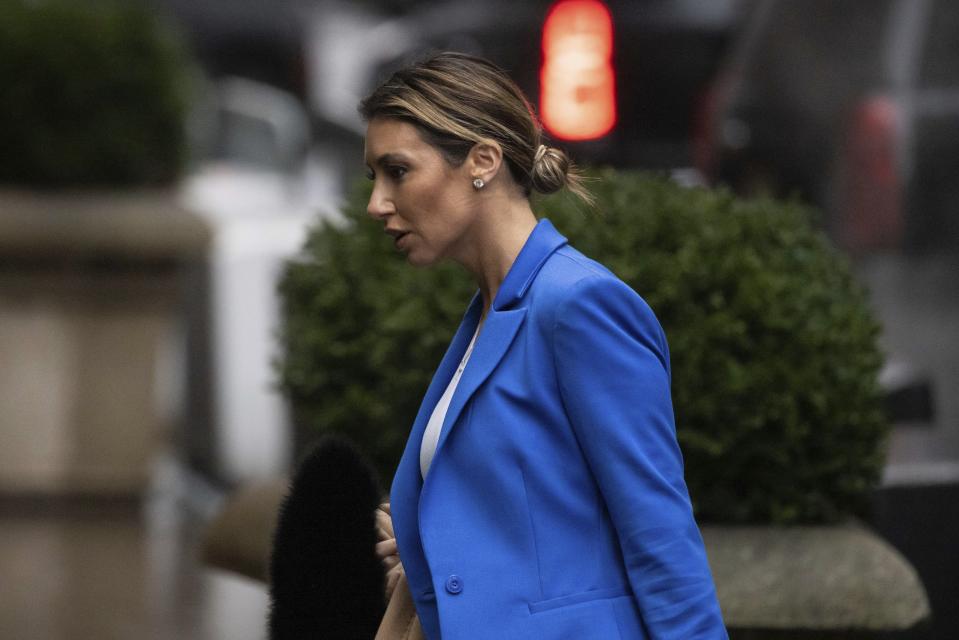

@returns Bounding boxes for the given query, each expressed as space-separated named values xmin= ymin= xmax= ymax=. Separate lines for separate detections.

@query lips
xmin=385 ymin=228 xmax=410 ymax=249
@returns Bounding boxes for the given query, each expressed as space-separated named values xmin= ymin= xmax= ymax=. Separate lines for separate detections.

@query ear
xmin=465 ymin=139 xmax=504 ymax=184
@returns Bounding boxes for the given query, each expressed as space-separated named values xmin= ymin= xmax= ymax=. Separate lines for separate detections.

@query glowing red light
xmin=540 ymin=0 xmax=616 ymax=141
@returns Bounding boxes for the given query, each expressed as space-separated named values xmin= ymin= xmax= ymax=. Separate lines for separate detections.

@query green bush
xmin=278 ymin=170 xmax=888 ymax=524
xmin=0 ymin=0 xmax=191 ymax=187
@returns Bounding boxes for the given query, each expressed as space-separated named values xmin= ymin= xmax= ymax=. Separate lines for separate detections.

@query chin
xmin=406 ymin=252 xmax=439 ymax=268
xmin=404 ymin=246 xmax=442 ymax=268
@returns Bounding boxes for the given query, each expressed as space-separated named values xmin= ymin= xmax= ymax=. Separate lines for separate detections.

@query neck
xmin=454 ymin=196 xmax=537 ymax=315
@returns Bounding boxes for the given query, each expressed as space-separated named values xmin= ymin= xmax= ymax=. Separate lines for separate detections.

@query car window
xmin=738 ymin=0 xmax=893 ymax=111
xmin=919 ymin=0 xmax=959 ymax=87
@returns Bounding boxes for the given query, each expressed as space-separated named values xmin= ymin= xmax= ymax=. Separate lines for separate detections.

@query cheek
xmin=431 ymin=180 xmax=475 ymax=223
xmin=411 ymin=187 xmax=459 ymax=234
xmin=403 ymin=169 xmax=473 ymax=251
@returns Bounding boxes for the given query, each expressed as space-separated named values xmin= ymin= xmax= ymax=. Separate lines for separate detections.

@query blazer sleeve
xmin=553 ymin=275 xmax=727 ymax=639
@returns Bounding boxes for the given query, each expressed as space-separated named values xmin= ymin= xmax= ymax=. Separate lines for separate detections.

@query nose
xmin=367 ymin=184 xmax=394 ymax=220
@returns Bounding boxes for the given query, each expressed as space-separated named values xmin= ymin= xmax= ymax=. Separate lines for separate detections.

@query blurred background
xmin=1 ymin=0 xmax=956 ymax=638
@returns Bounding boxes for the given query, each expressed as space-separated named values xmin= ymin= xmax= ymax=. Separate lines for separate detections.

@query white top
xmin=420 ymin=322 xmax=482 ymax=479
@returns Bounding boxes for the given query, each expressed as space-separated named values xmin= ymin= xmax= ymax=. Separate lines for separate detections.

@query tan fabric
xmin=375 ymin=570 xmax=424 ymax=640
xmin=201 ymin=479 xmax=288 ymax=583
xmin=375 ymin=503 xmax=424 ymax=640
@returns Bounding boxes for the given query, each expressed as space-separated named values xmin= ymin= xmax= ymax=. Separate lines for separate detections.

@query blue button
xmin=445 ymin=574 xmax=463 ymax=594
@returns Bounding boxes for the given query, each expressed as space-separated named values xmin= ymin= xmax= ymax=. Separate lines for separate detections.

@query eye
xmin=365 ymin=168 xmax=375 ymax=181
xmin=387 ymin=165 xmax=407 ymax=180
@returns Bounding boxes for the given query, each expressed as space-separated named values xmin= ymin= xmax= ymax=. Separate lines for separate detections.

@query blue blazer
xmin=390 ymin=219 xmax=727 ymax=639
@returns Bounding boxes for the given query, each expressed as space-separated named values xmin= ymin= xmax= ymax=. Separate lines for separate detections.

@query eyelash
xmin=366 ymin=166 xmax=408 ymax=181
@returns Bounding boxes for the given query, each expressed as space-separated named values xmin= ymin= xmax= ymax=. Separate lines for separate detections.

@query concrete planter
xmin=203 ymin=482 xmax=931 ymax=638
xmin=704 ymin=523 xmax=931 ymax=639
xmin=0 ymin=189 xmax=209 ymax=497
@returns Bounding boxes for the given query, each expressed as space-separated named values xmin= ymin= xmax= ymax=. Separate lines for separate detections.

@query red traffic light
xmin=540 ymin=0 xmax=616 ymax=141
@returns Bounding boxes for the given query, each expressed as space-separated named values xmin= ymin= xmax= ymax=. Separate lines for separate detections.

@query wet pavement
xmin=856 ymin=252 xmax=959 ymax=478
xmin=857 ymin=250 xmax=959 ymax=640
xmin=0 ymin=458 xmax=269 ymax=640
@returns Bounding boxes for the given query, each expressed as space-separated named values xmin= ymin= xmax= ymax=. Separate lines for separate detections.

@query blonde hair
xmin=359 ymin=51 xmax=592 ymax=205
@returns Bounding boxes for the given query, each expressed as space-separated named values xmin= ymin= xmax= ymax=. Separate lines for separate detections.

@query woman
xmin=364 ymin=52 xmax=727 ymax=639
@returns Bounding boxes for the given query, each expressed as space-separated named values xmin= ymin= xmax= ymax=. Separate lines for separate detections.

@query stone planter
xmin=0 ymin=189 xmax=209 ymax=497
xmin=202 ymin=482 xmax=931 ymax=638
xmin=704 ymin=523 xmax=931 ymax=639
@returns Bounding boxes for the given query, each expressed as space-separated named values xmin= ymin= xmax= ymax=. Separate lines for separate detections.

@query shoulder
xmin=525 ymin=245 xmax=615 ymax=309
xmin=530 ymin=245 xmax=658 ymax=326
xmin=523 ymin=243 xmax=668 ymax=365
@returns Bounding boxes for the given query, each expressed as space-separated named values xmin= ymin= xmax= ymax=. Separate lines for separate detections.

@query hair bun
xmin=530 ymin=145 xmax=570 ymax=195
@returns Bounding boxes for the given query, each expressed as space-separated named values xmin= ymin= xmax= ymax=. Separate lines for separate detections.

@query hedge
xmin=0 ymin=0 xmax=191 ymax=187
xmin=277 ymin=170 xmax=888 ymax=524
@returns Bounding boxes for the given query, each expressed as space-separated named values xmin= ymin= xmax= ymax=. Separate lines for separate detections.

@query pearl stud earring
xmin=472 ymin=178 xmax=485 ymax=190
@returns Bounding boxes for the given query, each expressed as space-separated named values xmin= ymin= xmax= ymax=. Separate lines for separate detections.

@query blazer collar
xmin=389 ymin=218 xmax=566 ymax=601
xmin=492 ymin=218 xmax=568 ymax=311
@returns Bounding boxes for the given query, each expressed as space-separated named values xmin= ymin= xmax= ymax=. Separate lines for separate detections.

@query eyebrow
xmin=365 ymin=152 xmax=409 ymax=169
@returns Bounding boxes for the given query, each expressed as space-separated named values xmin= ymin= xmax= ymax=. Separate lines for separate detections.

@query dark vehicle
xmin=361 ymin=0 xmax=745 ymax=169
xmin=158 ymin=0 xmax=745 ymax=172
xmin=697 ymin=0 xmax=959 ymax=253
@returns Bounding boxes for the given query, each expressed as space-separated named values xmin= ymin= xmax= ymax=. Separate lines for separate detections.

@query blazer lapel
xmin=389 ymin=218 xmax=569 ymax=598
xmin=390 ymin=294 xmax=483 ymax=596
xmin=426 ymin=306 xmax=527 ymax=484
xmin=423 ymin=218 xmax=568 ymax=491
xmin=402 ymin=292 xmax=484 ymax=477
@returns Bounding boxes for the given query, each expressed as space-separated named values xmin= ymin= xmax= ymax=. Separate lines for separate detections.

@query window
xmin=919 ymin=0 xmax=959 ymax=86
xmin=739 ymin=0 xmax=892 ymax=110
